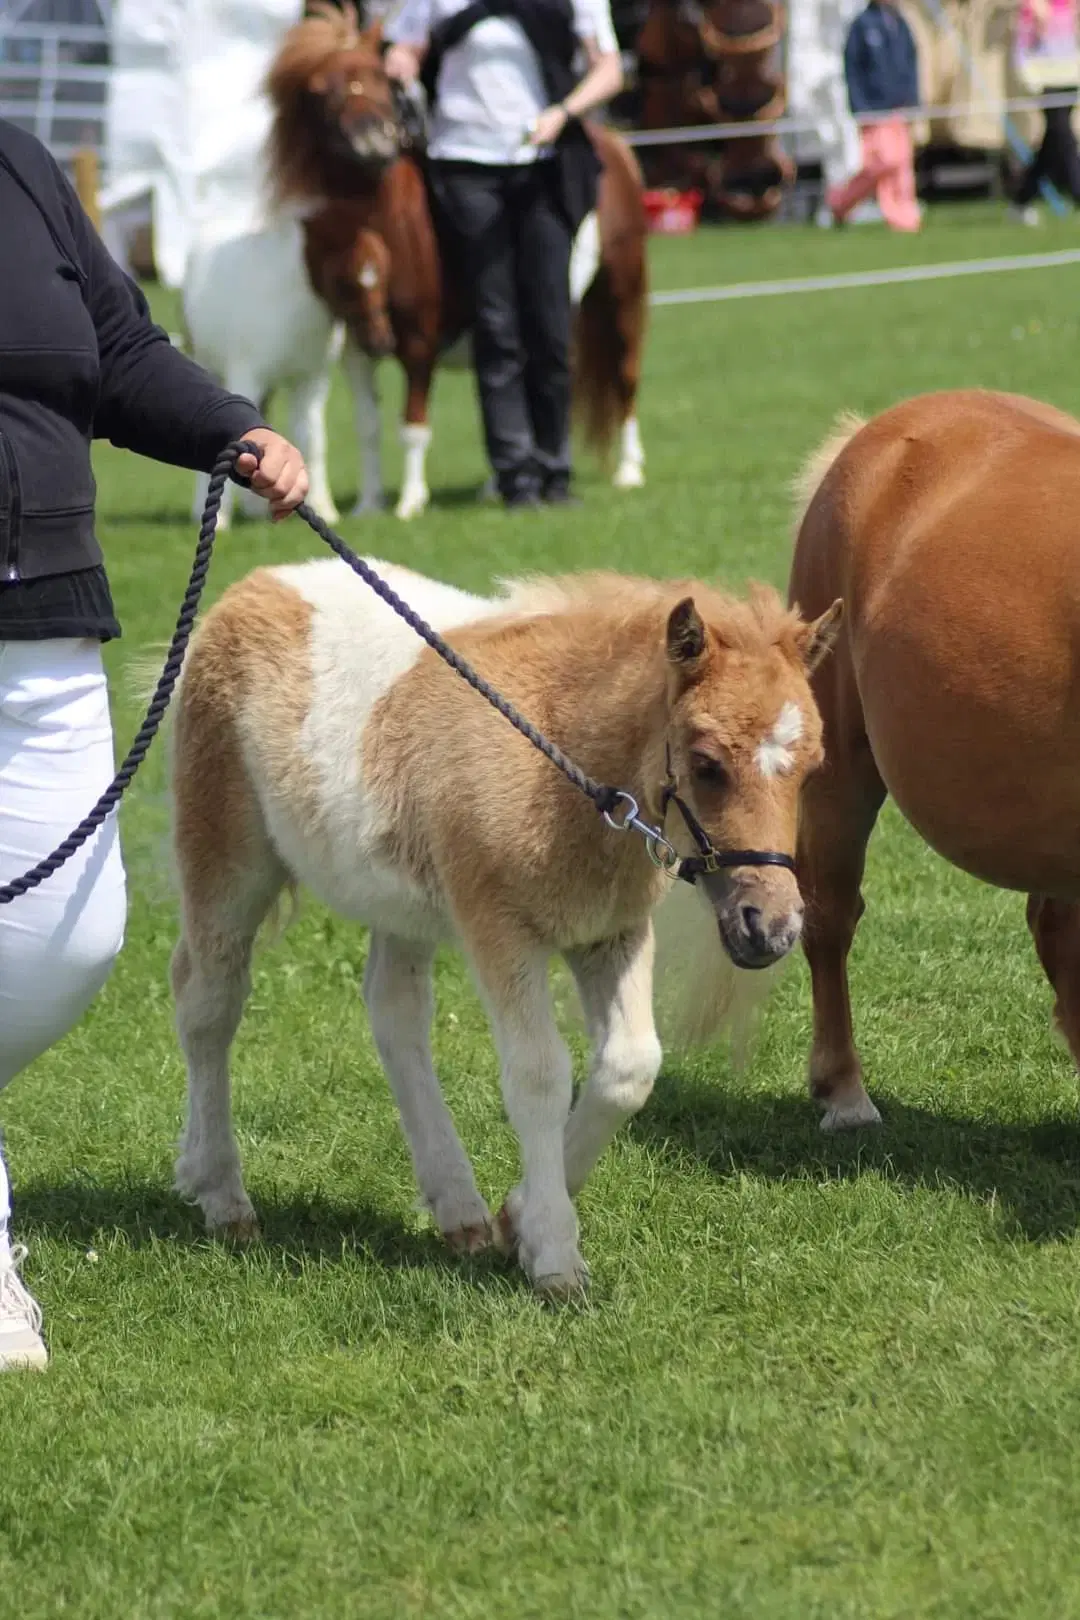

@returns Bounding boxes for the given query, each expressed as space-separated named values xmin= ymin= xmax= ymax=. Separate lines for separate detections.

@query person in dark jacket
xmin=384 ymin=0 xmax=623 ymax=508
xmin=0 ymin=117 xmax=310 ymax=1372
xmin=826 ymin=0 xmax=922 ymax=230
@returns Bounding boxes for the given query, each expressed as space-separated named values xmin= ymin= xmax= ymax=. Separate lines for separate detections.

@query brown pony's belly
xmin=852 ymin=571 xmax=1080 ymax=900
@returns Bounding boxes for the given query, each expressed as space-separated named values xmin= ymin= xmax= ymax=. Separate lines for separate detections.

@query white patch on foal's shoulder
xmin=755 ymin=700 xmax=804 ymax=778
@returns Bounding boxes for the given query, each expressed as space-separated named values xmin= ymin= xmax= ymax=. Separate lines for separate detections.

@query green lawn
xmin=5 ymin=205 xmax=1080 ymax=1618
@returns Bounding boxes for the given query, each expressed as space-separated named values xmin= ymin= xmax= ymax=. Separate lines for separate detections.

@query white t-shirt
xmin=387 ymin=0 xmax=619 ymax=165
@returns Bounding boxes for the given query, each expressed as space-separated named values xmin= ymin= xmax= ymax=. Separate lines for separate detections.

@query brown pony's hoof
xmin=819 ymin=1095 xmax=883 ymax=1133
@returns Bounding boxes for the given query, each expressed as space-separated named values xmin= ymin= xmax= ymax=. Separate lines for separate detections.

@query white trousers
xmin=0 ymin=639 xmax=127 ymax=1259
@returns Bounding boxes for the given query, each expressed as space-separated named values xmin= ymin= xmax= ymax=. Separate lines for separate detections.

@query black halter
xmin=660 ymin=751 xmax=797 ymax=886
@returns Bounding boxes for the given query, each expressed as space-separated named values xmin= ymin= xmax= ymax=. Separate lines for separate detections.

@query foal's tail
xmin=650 ymin=877 xmax=788 ymax=1068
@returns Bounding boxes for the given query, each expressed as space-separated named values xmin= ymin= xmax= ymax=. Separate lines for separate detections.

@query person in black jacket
xmin=0 ymin=118 xmax=311 ymax=1372
xmin=384 ymin=0 xmax=623 ymax=508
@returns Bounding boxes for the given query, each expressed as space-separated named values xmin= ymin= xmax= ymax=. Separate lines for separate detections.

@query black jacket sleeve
xmin=57 ymin=165 xmax=268 ymax=472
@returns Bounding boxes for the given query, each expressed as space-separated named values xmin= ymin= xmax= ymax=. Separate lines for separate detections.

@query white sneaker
xmin=1007 ymin=203 xmax=1041 ymax=226
xmin=0 ymin=1244 xmax=48 ymax=1370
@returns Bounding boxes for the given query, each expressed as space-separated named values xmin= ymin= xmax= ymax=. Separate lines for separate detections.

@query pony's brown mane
xmin=264 ymin=1 xmax=369 ymax=209
xmin=496 ymin=571 xmax=807 ymax=656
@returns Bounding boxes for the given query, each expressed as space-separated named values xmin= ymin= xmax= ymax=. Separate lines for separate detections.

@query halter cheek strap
xmin=660 ymin=751 xmax=797 ymax=886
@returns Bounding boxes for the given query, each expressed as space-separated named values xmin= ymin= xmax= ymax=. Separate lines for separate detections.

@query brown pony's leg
xmin=1026 ymin=896 xmax=1080 ymax=1062
xmin=797 ymin=638 xmax=887 ymax=1131
xmin=395 ymin=346 xmax=435 ymax=520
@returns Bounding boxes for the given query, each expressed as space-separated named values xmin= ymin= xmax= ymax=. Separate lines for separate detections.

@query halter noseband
xmin=660 ymin=748 xmax=797 ymax=886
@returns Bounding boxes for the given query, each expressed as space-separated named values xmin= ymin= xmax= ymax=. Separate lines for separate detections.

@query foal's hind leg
xmin=561 ymin=924 xmax=662 ymax=1196
xmin=362 ymin=931 xmax=492 ymax=1252
xmin=170 ymin=706 xmax=286 ymax=1238
xmin=799 ymin=732 xmax=887 ymax=1132
xmin=1026 ymin=897 xmax=1080 ymax=1064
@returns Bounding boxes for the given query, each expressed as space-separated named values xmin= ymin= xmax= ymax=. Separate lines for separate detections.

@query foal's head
xmin=266 ymin=2 xmax=399 ymax=207
xmin=660 ymin=585 xmax=842 ymax=970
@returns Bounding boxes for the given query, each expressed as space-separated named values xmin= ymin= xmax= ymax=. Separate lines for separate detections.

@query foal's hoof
xmin=531 ymin=1260 xmax=590 ymax=1304
xmin=819 ymin=1094 xmax=883 ymax=1133
xmin=495 ymin=1199 xmax=589 ymax=1301
xmin=210 ymin=1213 xmax=262 ymax=1246
xmin=443 ymin=1219 xmax=494 ymax=1257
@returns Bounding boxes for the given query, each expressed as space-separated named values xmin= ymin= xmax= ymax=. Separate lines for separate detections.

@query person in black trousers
xmin=385 ymin=0 xmax=623 ymax=507
xmin=1011 ymin=0 xmax=1080 ymax=218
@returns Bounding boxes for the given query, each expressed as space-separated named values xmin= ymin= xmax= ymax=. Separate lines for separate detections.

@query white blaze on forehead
xmin=755 ymin=700 xmax=804 ymax=777
xmin=358 ymin=263 xmax=379 ymax=289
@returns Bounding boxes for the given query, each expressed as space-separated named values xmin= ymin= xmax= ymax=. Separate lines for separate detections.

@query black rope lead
xmin=294 ymin=500 xmax=623 ymax=818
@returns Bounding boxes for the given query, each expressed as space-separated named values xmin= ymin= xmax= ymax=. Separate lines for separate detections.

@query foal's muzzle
xmin=705 ymin=872 xmax=804 ymax=970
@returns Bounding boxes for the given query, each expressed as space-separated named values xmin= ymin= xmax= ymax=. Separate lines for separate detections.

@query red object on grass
xmin=641 ymin=188 xmax=704 ymax=234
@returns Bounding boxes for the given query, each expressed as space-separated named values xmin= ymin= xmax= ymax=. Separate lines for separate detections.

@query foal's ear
xmin=795 ymin=598 xmax=844 ymax=673
xmin=666 ymin=597 xmax=708 ymax=666
xmin=365 ymin=17 xmax=384 ymax=49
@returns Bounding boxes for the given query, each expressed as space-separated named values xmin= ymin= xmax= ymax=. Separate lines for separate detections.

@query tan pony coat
xmin=788 ymin=387 xmax=1080 ymax=1129
xmin=168 ymin=558 xmax=838 ymax=1296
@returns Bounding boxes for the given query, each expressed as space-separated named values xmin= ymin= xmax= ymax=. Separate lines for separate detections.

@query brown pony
xmin=265 ymin=1 xmax=650 ymax=516
xmin=788 ymin=388 xmax=1080 ymax=1130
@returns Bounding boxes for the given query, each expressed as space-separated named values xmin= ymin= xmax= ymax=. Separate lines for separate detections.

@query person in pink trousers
xmin=827 ymin=0 xmax=922 ymax=231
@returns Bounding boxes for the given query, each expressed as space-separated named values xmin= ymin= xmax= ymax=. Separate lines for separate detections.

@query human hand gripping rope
xmin=0 ymin=439 xmax=794 ymax=907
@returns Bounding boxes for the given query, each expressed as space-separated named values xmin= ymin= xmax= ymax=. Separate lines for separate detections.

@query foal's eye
xmin=691 ymin=752 xmax=728 ymax=789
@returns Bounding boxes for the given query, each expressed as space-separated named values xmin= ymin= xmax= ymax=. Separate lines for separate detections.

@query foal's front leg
xmin=363 ymin=931 xmax=492 ymax=1252
xmin=471 ymin=938 xmax=585 ymax=1299
xmin=562 ymin=924 xmax=662 ymax=1197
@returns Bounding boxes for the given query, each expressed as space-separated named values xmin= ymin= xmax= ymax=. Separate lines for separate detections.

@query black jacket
xmin=0 ymin=118 xmax=266 ymax=586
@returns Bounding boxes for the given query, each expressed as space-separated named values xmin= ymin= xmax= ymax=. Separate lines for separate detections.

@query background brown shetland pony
xmin=266 ymin=2 xmax=649 ymax=516
xmin=787 ymin=388 xmax=1080 ymax=1132
xmin=635 ymin=0 xmax=792 ymax=218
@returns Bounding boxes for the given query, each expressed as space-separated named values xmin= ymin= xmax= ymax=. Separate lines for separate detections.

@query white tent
xmin=101 ymin=0 xmax=300 ymax=288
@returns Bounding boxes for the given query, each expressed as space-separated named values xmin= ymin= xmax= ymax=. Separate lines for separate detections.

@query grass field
xmin=5 ymin=203 xmax=1080 ymax=1618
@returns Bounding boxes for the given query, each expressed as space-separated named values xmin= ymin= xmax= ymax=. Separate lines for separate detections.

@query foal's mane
xmin=496 ymin=571 xmax=808 ymax=657
xmin=264 ymin=0 xmax=373 ymax=209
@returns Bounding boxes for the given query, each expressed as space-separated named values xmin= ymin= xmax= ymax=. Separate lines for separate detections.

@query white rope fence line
xmin=649 ymin=247 xmax=1080 ymax=307
xmin=621 ymin=91 xmax=1080 ymax=147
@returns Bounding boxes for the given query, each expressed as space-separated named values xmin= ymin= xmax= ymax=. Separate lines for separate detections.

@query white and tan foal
xmin=168 ymin=560 xmax=841 ymax=1297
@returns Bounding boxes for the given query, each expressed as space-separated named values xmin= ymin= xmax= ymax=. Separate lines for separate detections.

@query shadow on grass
xmin=15 ymin=1178 xmax=516 ymax=1288
xmin=635 ymin=1078 xmax=1080 ymax=1245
